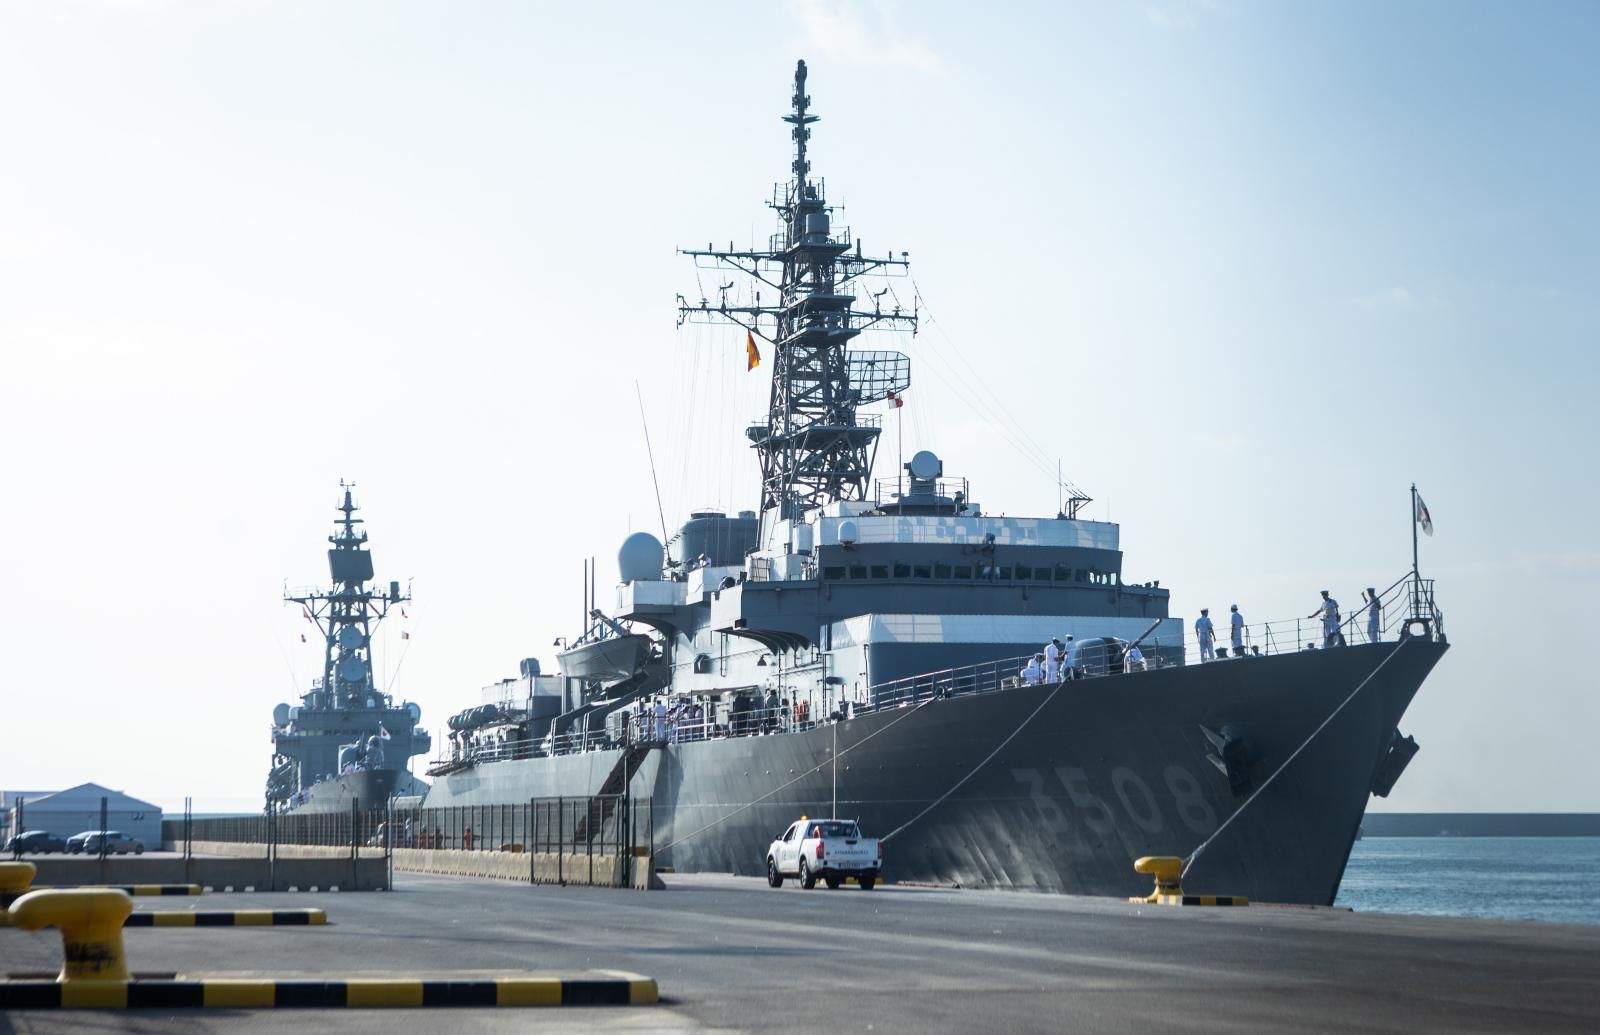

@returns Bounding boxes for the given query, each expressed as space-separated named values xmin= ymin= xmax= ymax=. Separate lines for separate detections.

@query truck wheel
xmin=859 ymin=875 xmax=876 ymax=890
xmin=767 ymin=857 xmax=784 ymax=888
xmin=799 ymin=859 xmax=817 ymax=889
xmin=826 ymin=876 xmax=842 ymax=890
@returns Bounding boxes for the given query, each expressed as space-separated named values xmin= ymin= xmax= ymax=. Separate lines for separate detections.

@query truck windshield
xmin=811 ymin=821 xmax=859 ymax=839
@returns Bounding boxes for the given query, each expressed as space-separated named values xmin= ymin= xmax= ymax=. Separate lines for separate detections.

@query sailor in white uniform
xmin=1020 ymin=655 xmax=1043 ymax=686
xmin=1309 ymin=591 xmax=1341 ymax=648
xmin=1230 ymin=605 xmax=1245 ymax=655
xmin=1195 ymin=609 xmax=1216 ymax=661
xmin=1062 ymin=635 xmax=1079 ymax=679
xmin=1044 ymin=638 xmax=1063 ymax=682
xmin=1365 ymin=588 xmax=1382 ymax=643
xmin=1124 ymin=644 xmax=1146 ymax=672
xmin=653 ymin=698 xmax=667 ymax=742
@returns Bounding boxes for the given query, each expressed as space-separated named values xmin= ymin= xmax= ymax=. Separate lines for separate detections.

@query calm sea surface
xmin=1335 ymin=837 xmax=1600 ymax=925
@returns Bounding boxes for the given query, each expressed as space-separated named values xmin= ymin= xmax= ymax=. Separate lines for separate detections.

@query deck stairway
xmin=572 ymin=742 xmax=657 ymax=843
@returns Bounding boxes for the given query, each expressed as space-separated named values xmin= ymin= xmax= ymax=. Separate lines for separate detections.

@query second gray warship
xmin=267 ymin=484 xmax=430 ymax=813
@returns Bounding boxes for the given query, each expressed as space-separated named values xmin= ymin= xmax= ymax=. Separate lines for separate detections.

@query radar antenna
xmin=678 ymin=60 xmax=917 ymax=519
xmin=284 ymin=482 xmax=409 ymax=708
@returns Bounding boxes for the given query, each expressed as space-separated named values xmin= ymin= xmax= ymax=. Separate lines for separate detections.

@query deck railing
xmin=427 ymin=572 xmax=1440 ymax=769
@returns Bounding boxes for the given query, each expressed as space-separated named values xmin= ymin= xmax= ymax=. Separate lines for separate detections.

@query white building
xmin=6 ymin=783 xmax=163 ymax=849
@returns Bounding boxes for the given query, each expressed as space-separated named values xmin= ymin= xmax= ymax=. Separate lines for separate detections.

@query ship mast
xmin=678 ymin=60 xmax=917 ymax=521
xmin=284 ymin=481 xmax=408 ymax=709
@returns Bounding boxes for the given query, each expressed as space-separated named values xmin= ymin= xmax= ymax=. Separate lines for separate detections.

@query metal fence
xmin=163 ymin=795 xmax=652 ymax=872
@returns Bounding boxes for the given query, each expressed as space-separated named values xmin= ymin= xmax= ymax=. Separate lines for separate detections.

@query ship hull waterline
xmin=422 ymin=639 xmax=1446 ymax=905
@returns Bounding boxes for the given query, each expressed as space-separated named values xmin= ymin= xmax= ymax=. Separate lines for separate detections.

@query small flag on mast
xmin=1415 ymin=493 xmax=1433 ymax=536
xmin=746 ymin=330 xmax=761 ymax=371
xmin=401 ymin=630 xmax=411 ymax=640
xmin=378 ymin=726 xmax=391 ymax=741
xmin=886 ymin=389 xmax=903 ymax=409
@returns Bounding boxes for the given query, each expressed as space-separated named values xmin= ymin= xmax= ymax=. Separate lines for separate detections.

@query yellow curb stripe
xmin=629 ymin=977 xmax=659 ymax=1004
xmin=202 ymin=981 xmax=276 ymax=1008
xmin=346 ymin=980 xmax=424 ymax=1007
xmin=151 ymin=913 xmax=195 ymax=927
xmin=495 ymin=978 xmax=562 ymax=1006
xmin=59 ymin=982 xmax=128 ymax=1009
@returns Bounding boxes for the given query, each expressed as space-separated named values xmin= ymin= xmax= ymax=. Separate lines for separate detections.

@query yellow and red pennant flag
xmin=746 ymin=330 xmax=761 ymax=371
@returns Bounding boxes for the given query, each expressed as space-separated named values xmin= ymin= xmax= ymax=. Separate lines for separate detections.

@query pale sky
xmin=2 ymin=1 xmax=1595 ymax=813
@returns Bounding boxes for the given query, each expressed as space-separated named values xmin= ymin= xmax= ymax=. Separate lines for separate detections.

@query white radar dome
xmin=618 ymin=532 xmax=665 ymax=584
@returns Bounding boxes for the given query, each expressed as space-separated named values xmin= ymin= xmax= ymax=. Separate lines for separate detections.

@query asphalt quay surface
xmin=2 ymin=871 xmax=1598 ymax=1033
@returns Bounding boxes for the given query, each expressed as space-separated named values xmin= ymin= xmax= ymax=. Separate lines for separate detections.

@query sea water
xmin=1335 ymin=837 xmax=1600 ymax=925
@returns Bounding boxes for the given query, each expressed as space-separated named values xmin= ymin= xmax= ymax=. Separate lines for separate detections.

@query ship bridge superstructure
xmin=268 ymin=483 xmax=429 ymax=809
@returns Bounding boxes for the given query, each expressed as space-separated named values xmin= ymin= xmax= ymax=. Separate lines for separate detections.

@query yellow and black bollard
xmin=1130 ymin=856 xmax=1247 ymax=906
xmin=8 ymin=888 xmax=135 ymax=981
xmin=0 ymin=862 xmax=38 ymax=926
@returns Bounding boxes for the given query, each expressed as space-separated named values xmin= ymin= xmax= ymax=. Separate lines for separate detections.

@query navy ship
xmin=267 ymin=484 xmax=430 ymax=813
xmin=419 ymin=61 xmax=1448 ymax=905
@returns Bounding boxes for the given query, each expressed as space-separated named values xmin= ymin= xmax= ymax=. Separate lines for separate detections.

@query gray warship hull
xmin=287 ymin=769 xmax=403 ymax=814
xmin=424 ymin=639 xmax=1446 ymax=904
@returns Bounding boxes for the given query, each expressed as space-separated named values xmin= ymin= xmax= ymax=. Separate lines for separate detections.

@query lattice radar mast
xmin=677 ymin=60 xmax=917 ymax=519
xmin=283 ymin=481 xmax=409 ymax=708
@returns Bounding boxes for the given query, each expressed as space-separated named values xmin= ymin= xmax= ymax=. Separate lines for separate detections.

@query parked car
xmin=66 ymin=831 xmax=97 ymax=853
xmin=4 ymin=830 xmax=67 ymax=854
xmin=78 ymin=831 xmax=144 ymax=855
xmin=766 ymin=817 xmax=881 ymax=890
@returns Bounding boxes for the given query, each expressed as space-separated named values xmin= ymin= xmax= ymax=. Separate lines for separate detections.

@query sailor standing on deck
xmin=1365 ymin=588 xmax=1382 ymax=643
xmin=1195 ymin=609 xmax=1217 ymax=661
xmin=1044 ymin=638 xmax=1063 ymax=682
xmin=1062 ymin=635 xmax=1079 ymax=679
xmin=1230 ymin=605 xmax=1245 ymax=655
xmin=1309 ymin=591 xmax=1342 ymax=648
xmin=653 ymin=698 xmax=667 ymax=742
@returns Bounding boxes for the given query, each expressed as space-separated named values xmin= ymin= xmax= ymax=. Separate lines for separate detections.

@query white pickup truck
xmin=766 ymin=817 xmax=881 ymax=890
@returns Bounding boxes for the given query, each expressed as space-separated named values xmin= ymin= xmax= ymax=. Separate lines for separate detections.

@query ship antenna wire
xmin=1179 ymin=637 xmax=1413 ymax=880
xmin=636 ymin=380 xmax=674 ymax=565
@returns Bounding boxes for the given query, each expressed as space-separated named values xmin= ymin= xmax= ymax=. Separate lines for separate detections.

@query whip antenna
xmin=635 ymin=380 xmax=673 ymax=565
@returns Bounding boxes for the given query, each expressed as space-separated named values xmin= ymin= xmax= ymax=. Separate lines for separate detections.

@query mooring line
xmin=653 ymin=697 xmax=938 ymax=855
xmin=880 ymin=678 xmax=1068 ymax=844
xmin=1181 ymin=638 xmax=1413 ymax=879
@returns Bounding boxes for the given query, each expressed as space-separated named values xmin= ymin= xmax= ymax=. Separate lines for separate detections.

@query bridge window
xmin=849 ymin=565 xmax=867 ymax=579
xmin=954 ymin=565 xmax=972 ymax=579
xmin=1034 ymin=568 xmax=1052 ymax=582
xmin=996 ymin=567 xmax=1013 ymax=580
xmin=893 ymin=563 xmax=911 ymax=578
xmin=1055 ymin=564 xmax=1072 ymax=581
xmin=934 ymin=563 xmax=952 ymax=579
xmin=871 ymin=565 xmax=889 ymax=579
xmin=823 ymin=566 xmax=845 ymax=580
xmin=1015 ymin=565 xmax=1032 ymax=580
xmin=913 ymin=564 xmax=932 ymax=579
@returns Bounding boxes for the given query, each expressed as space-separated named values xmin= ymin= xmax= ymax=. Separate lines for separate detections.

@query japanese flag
xmin=1415 ymin=494 xmax=1434 ymax=537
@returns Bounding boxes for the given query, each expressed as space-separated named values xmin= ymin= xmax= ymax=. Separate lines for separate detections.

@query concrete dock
xmin=3 ymin=872 xmax=1597 ymax=1032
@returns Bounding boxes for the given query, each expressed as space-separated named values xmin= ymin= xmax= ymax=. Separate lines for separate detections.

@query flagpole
xmin=1410 ymin=482 xmax=1420 ymax=618
xmin=897 ymin=395 xmax=904 ymax=499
